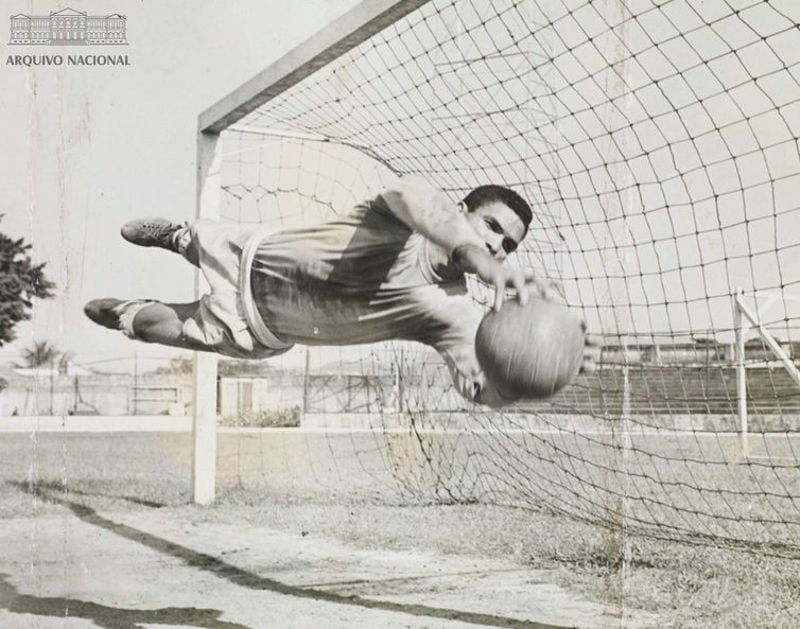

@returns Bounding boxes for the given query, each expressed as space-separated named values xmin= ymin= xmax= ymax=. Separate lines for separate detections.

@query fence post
xmin=734 ymin=288 xmax=748 ymax=455
xmin=302 ymin=347 xmax=310 ymax=415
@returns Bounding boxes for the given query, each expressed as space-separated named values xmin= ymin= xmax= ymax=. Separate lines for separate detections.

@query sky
xmin=218 ymin=0 xmax=800 ymax=345
xmin=2 ymin=0 xmax=799 ymax=375
xmin=0 ymin=0 xmax=360 ymax=371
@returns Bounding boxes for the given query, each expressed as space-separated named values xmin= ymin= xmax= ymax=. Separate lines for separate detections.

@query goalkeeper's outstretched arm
xmin=379 ymin=176 xmax=485 ymax=254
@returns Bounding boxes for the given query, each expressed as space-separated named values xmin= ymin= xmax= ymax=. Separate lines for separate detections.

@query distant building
xmin=13 ymin=361 xmax=93 ymax=377
xmin=9 ymin=8 xmax=127 ymax=45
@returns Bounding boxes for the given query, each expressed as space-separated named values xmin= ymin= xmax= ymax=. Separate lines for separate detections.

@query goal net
xmin=202 ymin=0 xmax=800 ymax=555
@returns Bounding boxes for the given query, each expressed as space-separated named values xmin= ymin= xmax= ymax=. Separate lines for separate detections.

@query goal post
xmin=192 ymin=130 xmax=222 ymax=505
xmin=192 ymin=0 xmax=431 ymax=504
xmin=733 ymin=288 xmax=800 ymax=456
xmin=199 ymin=0 xmax=431 ymax=135
xmin=187 ymin=0 xmax=800 ymax=556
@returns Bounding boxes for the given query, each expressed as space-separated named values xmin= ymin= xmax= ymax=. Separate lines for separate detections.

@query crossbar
xmin=199 ymin=0 xmax=431 ymax=134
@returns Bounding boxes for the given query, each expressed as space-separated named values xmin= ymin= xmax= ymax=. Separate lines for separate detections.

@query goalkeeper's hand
xmin=452 ymin=243 xmax=528 ymax=311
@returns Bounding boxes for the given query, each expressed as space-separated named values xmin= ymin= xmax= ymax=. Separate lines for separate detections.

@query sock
xmin=172 ymin=225 xmax=191 ymax=255
xmin=114 ymin=300 xmax=156 ymax=339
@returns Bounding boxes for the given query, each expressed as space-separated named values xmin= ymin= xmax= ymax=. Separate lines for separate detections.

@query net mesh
xmin=212 ymin=0 xmax=800 ymax=555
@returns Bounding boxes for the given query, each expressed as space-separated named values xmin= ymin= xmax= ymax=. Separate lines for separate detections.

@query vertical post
xmin=193 ymin=130 xmax=221 ymax=505
xmin=734 ymin=288 xmax=748 ymax=455
xmin=302 ymin=346 xmax=310 ymax=415
xmin=397 ymin=347 xmax=404 ymax=413
xmin=50 ymin=356 xmax=55 ymax=415
xmin=133 ymin=351 xmax=138 ymax=415
xmin=600 ymin=1 xmax=633 ymax=620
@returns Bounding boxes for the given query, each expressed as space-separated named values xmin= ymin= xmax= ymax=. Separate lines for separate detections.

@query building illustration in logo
xmin=9 ymin=8 xmax=127 ymax=45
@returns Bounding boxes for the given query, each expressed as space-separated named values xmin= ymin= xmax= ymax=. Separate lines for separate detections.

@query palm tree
xmin=22 ymin=340 xmax=61 ymax=369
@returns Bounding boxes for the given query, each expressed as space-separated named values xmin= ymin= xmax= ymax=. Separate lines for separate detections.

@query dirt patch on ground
xmin=0 ymin=493 xmax=659 ymax=628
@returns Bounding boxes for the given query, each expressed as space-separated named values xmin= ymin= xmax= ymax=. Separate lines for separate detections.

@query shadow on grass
xmin=10 ymin=481 xmax=567 ymax=629
xmin=21 ymin=478 xmax=166 ymax=509
xmin=0 ymin=573 xmax=248 ymax=629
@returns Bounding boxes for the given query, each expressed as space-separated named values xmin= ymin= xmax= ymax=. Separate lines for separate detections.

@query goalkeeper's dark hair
xmin=462 ymin=185 xmax=532 ymax=230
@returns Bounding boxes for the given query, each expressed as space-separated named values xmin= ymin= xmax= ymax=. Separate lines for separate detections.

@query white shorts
xmin=180 ymin=220 xmax=294 ymax=359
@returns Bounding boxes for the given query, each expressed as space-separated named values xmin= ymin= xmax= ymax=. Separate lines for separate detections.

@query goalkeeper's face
xmin=465 ymin=201 xmax=527 ymax=263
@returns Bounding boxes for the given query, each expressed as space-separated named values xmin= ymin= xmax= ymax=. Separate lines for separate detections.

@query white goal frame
xmin=192 ymin=0 xmax=431 ymax=504
xmin=733 ymin=288 xmax=800 ymax=455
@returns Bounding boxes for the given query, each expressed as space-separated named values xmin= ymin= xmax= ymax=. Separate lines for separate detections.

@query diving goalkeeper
xmin=85 ymin=177 xmax=597 ymax=407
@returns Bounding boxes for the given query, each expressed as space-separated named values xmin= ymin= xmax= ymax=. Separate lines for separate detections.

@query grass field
xmin=2 ymin=430 xmax=800 ymax=628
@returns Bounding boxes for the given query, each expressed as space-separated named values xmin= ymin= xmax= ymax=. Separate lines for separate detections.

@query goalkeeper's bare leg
xmin=84 ymin=218 xmax=206 ymax=350
xmin=84 ymin=218 xmax=281 ymax=359
xmin=84 ymin=298 xmax=210 ymax=351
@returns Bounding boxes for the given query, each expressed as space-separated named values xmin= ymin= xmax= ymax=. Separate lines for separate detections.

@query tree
xmin=0 ymin=217 xmax=55 ymax=346
xmin=23 ymin=340 xmax=61 ymax=368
